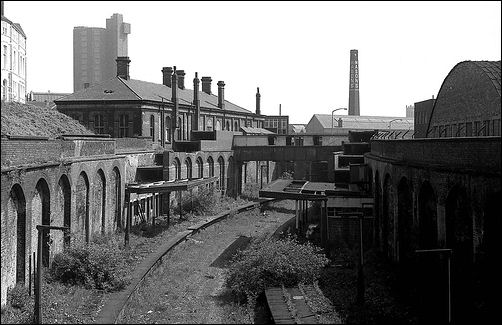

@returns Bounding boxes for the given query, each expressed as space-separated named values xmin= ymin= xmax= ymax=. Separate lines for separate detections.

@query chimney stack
xmin=348 ymin=49 xmax=360 ymax=116
xmin=279 ymin=103 xmax=281 ymax=116
xmin=193 ymin=72 xmax=200 ymax=131
xmin=116 ymin=56 xmax=131 ymax=80
xmin=256 ymin=87 xmax=261 ymax=115
xmin=201 ymin=77 xmax=212 ymax=94
xmin=176 ymin=70 xmax=185 ymax=89
xmin=171 ymin=66 xmax=179 ymax=137
xmin=217 ymin=81 xmax=225 ymax=109
xmin=162 ymin=67 xmax=173 ymax=87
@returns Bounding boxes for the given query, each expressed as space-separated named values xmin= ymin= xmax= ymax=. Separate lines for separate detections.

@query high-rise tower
xmin=73 ymin=14 xmax=131 ymax=92
xmin=348 ymin=49 xmax=360 ymax=116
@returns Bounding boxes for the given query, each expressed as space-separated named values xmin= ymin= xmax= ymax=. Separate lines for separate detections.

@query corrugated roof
xmin=472 ymin=61 xmax=501 ymax=97
xmin=240 ymin=126 xmax=275 ymax=135
xmin=56 ymin=77 xmax=253 ymax=114
xmin=312 ymin=114 xmax=414 ymax=130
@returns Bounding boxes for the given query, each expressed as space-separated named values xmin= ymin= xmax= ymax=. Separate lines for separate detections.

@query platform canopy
xmin=259 ymin=179 xmax=334 ymax=200
xmin=126 ymin=176 xmax=218 ymax=194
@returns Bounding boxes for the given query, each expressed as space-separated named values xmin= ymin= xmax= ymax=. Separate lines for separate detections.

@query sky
xmin=4 ymin=1 xmax=501 ymax=124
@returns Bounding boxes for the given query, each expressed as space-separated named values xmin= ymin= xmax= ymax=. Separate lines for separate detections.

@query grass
xmin=1 ymin=101 xmax=93 ymax=138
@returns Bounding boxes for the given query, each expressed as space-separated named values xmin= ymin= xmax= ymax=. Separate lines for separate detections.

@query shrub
xmin=178 ymin=186 xmax=220 ymax=215
xmin=7 ymin=284 xmax=30 ymax=309
xmin=240 ymin=183 xmax=260 ymax=200
xmin=49 ymin=235 xmax=126 ymax=291
xmin=226 ymin=234 xmax=330 ymax=300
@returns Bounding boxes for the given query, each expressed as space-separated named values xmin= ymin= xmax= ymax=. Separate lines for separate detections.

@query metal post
xmin=295 ymin=200 xmax=299 ymax=230
xmin=167 ymin=192 xmax=170 ymax=226
xmin=125 ymin=191 xmax=131 ymax=247
xmin=357 ymin=214 xmax=365 ymax=304
xmin=447 ymin=253 xmax=451 ymax=324
xmin=34 ymin=228 xmax=42 ymax=324
xmin=28 ymin=253 xmax=32 ymax=296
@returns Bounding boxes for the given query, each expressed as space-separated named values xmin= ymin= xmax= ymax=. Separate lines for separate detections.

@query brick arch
xmin=184 ymin=157 xmax=193 ymax=179
xmin=173 ymin=157 xmax=181 ymax=180
xmin=418 ymin=180 xmax=438 ymax=249
xmin=33 ymin=178 xmax=51 ymax=267
xmin=217 ymin=156 xmax=225 ymax=193
xmin=207 ymin=155 xmax=215 ymax=177
xmin=94 ymin=169 xmax=106 ymax=236
xmin=382 ymin=173 xmax=394 ymax=259
xmin=111 ymin=167 xmax=122 ymax=230
xmin=55 ymin=174 xmax=71 ymax=250
xmin=397 ymin=177 xmax=414 ymax=264
xmin=445 ymin=184 xmax=474 ymax=323
xmin=9 ymin=184 xmax=27 ymax=284
xmin=76 ymin=171 xmax=90 ymax=243
xmin=196 ymin=156 xmax=204 ymax=179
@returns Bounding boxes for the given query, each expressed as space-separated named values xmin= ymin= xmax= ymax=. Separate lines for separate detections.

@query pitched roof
xmin=56 ymin=77 xmax=253 ymax=115
xmin=240 ymin=127 xmax=275 ymax=135
xmin=1 ymin=15 xmax=26 ymax=38
xmin=312 ymin=114 xmax=414 ymax=130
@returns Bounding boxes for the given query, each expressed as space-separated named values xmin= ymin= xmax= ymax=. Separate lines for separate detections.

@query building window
xmin=165 ymin=116 xmax=171 ymax=143
xmin=483 ymin=120 xmax=490 ymax=136
xmin=94 ymin=114 xmax=104 ymax=134
xmin=327 ymin=207 xmax=335 ymax=217
xmin=3 ymin=45 xmax=7 ymax=69
xmin=466 ymin=122 xmax=472 ymax=137
xmin=150 ymin=115 xmax=155 ymax=141
xmin=119 ymin=114 xmax=129 ymax=138
xmin=313 ymin=136 xmax=322 ymax=146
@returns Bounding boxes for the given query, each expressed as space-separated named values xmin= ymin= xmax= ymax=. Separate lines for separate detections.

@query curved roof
xmin=312 ymin=114 xmax=414 ymax=130
xmin=425 ymin=60 xmax=501 ymax=136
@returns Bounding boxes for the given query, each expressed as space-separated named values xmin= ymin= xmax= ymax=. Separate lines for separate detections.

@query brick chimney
xmin=162 ymin=67 xmax=173 ymax=87
xmin=193 ymin=72 xmax=200 ymax=131
xmin=176 ymin=70 xmax=185 ymax=89
xmin=201 ymin=77 xmax=212 ymax=94
xmin=217 ymin=81 xmax=225 ymax=109
xmin=171 ymin=66 xmax=179 ymax=137
xmin=116 ymin=56 xmax=131 ymax=80
xmin=256 ymin=87 xmax=261 ymax=115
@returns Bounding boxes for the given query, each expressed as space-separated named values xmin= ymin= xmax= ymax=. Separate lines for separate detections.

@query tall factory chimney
xmin=348 ymin=49 xmax=360 ymax=116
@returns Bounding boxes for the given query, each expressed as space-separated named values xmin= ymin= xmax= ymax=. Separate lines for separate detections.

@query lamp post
xmin=331 ymin=108 xmax=347 ymax=134
xmin=388 ymin=118 xmax=403 ymax=129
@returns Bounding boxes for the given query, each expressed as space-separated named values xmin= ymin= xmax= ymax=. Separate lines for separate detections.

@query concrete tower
xmin=348 ymin=49 xmax=360 ymax=116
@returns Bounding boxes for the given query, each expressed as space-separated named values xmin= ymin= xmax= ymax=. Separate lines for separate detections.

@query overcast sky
xmin=4 ymin=1 xmax=501 ymax=124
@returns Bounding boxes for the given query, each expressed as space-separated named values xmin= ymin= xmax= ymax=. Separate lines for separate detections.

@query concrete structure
xmin=348 ymin=49 xmax=360 ymax=116
xmin=405 ymin=104 xmax=414 ymax=118
xmin=73 ymin=13 xmax=131 ymax=92
xmin=1 ymin=2 xmax=27 ymax=103
xmin=365 ymin=60 xmax=501 ymax=324
xmin=413 ymin=98 xmax=435 ymax=138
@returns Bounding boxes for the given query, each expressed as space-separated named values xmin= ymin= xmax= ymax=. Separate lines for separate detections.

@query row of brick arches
xmin=6 ymin=167 xmax=122 ymax=287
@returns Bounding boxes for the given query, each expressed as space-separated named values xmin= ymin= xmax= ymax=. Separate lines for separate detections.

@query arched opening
xmin=177 ymin=117 xmax=182 ymax=140
xmin=76 ymin=172 xmax=90 ymax=243
xmin=10 ymin=184 xmax=26 ymax=284
xmin=112 ymin=167 xmax=122 ymax=230
xmin=185 ymin=157 xmax=192 ymax=180
xmin=218 ymin=156 xmax=225 ymax=194
xmin=196 ymin=157 xmax=203 ymax=179
xmin=57 ymin=175 xmax=71 ymax=248
xmin=374 ymin=171 xmax=381 ymax=248
xmin=382 ymin=174 xmax=393 ymax=259
xmin=207 ymin=156 xmax=214 ymax=177
xmin=234 ymin=121 xmax=239 ymax=131
xmin=418 ymin=181 xmax=437 ymax=249
xmin=227 ymin=156 xmax=234 ymax=197
xmin=397 ymin=177 xmax=413 ymax=264
xmin=165 ymin=116 xmax=171 ymax=143
xmin=446 ymin=185 xmax=474 ymax=323
xmin=34 ymin=179 xmax=51 ymax=267
xmin=216 ymin=120 xmax=221 ymax=131
xmin=173 ymin=158 xmax=181 ymax=180
xmin=96 ymin=169 xmax=106 ymax=235
xmin=226 ymin=120 xmax=230 ymax=131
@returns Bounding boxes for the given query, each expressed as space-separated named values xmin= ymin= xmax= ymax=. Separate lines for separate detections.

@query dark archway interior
xmin=418 ymin=182 xmax=437 ymax=249
xmin=58 ymin=176 xmax=71 ymax=248
xmin=397 ymin=178 xmax=413 ymax=264
xmin=11 ymin=184 xmax=26 ymax=284
xmin=382 ymin=175 xmax=392 ymax=258
xmin=113 ymin=168 xmax=122 ymax=230
xmin=36 ymin=179 xmax=51 ymax=267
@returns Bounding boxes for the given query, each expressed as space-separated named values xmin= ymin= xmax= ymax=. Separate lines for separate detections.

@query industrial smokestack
xmin=348 ymin=49 xmax=360 ymax=116
xmin=201 ymin=77 xmax=212 ymax=94
xmin=193 ymin=72 xmax=200 ymax=131
xmin=256 ymin=87 xmax=261 ymax=115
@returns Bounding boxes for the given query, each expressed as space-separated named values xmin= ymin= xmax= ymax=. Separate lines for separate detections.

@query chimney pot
xmin=201 ymin=76 xmax=212 ymax=94
xmin=116 ymin=56 xmax=131 ymax=80
xmin=162 ymin=67 xmax=173 ymax=87
xmin=217 ymin=81 xmax=225 ymax=109
xmin=176 ymin=70 xmax=185 ymax=89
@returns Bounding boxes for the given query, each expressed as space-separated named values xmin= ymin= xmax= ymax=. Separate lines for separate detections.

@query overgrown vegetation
xmin=240 ymin=182 xmax=260 ymax=200
xmin=49 ymin=234 xmax=127 ymax=292
xmin=1 ymin=284 xmax=34 ymax=324
xmin=225 ymin=234 xmax=330 ymax=302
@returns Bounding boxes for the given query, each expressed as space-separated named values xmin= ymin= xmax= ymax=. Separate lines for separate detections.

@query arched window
xmin=57 ymin=175 xmax=71 ymax=249
xmin=112 ymin=168 xmax=122 ymax=230
xmin=165 ymin=116 xmax=171 ymax=143
xmin=234 ymin=121 xmax=239 ymax=131
xmin=206 ymin=117 xmax=213 ymax=131
xmin=173 ymin=158 xmax=181 ymax=180
xmin=9 ymin=184 xmax=26 ymax=284
xmin=216 ymin=120 xmax=221 ymax=131
xmin=207 ymin=156 xmax=214 ymax=177
xmin=34 ymin=179 xmax=51 ymax=266
xmin=196 ymin=157 xmax=203 ymax=178
xmin=177 ymin=117 xmax=182 ymax=140
xmin=76 ymin=172 xmax=90 ymax=243
xmin=217 ymin=156 xmax=225 ymax=193
xmin=226 ymin=120 xmax=230 ymax=131
xmin=185 ymin=157 xmax=192 ymax=180
xmin=150 ymin=115 xmax=155 ymax=141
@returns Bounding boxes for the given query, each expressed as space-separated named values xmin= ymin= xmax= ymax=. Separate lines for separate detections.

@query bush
xmin=49 ymin=236 xmax=126 ymax=291
xmin=178 ymin=186 xmax=220 ymax=216
xmin=7 ymin=284 xmax=30 ymax=309
xmin=226 ymin=235 xmax=330 ymax=300
xmin=240 ymin=183 xmax=260 ymax=200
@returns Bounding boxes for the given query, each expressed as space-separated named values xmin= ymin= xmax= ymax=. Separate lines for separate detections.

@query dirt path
xmin=118 ymin=200 xmax=294 ymax=324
